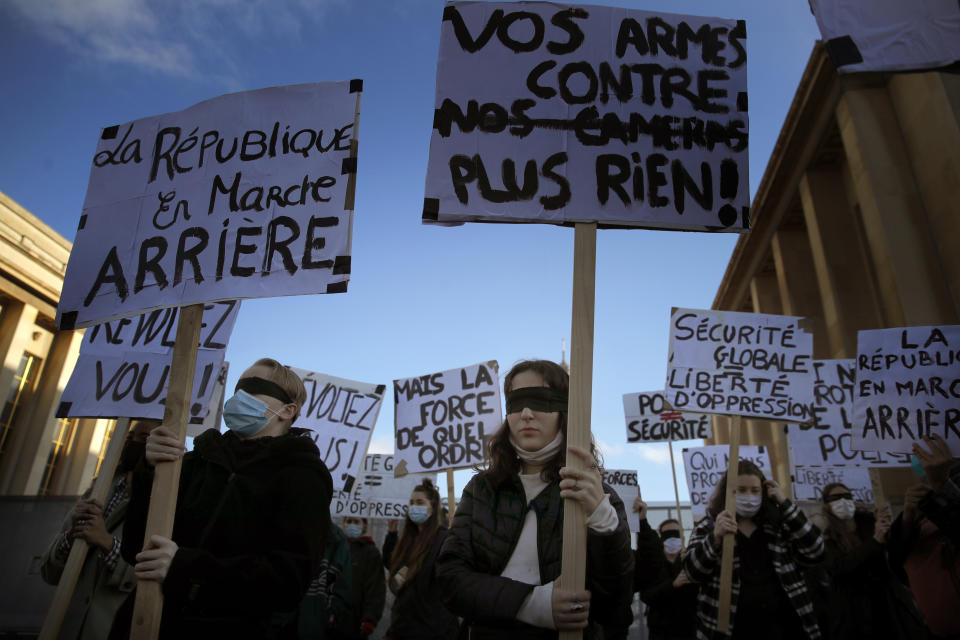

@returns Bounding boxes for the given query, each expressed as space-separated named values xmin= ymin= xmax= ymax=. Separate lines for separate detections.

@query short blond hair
xmin=252 ymin=358 xmax=307 ymax=422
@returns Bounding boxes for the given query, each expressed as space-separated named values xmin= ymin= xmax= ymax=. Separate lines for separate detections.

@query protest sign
xmin=791 ymin=465 xmax=873 ymax=503
xmin=602 ymin=469 xmax=640 ymax=532
xmin=57 ymin=301 xmax=238 ymax=426
xmin=291 ymin=367 xmax=385 ymax=492
xmin=57 ymin=81 xmax=362 ymax=330
xmin=666 ymin=308 xmax=815 ymax=421
xmin=682 ymin=444 xmax=770 ymax=519
xmin=788 ymin=359 xmax=909 ymax=466
xmin=624 ymin=390 xmax=712 ymax=442
xmin=331 ymin=454 xmax=436 ymax=519
xmin=191 ymin=361 xmax=228 ymax=437
xmin=852 ymin=325 xmax=960 ymax=457
xmin=423 ymin=2 xmax=749 ymax=231
xmin=394 ymin=361 xmax=501 ymax=474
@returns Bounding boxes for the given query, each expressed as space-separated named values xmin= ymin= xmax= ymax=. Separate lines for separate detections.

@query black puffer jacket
xmin=436 ymin=473 xmax=634 ymax=639
xmin=117 ymin=428 xmax=332 ymax=639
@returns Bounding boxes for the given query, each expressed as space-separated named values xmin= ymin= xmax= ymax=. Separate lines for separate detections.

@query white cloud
xmin=636 ymin=446 xmax=672 ymax=465
xmin=366 ymin=435 xmax=394 ymax=455
xmin=596 ymin=439 xmax=625 ymax=458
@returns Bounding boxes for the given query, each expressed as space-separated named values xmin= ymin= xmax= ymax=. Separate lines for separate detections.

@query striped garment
xmin=683 ymin=500 xmax=824 ymax=640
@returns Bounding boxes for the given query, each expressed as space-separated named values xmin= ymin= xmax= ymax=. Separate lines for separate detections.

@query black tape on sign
xmin=189 ymin=416 xmax=204 ymax=424
xmin=77 ymin=215 xmax=87 ymax=231
xmin=758 ymin=445 xmax=765 ymax=454
xmin=56 ymin=402 xmax=71 ymax=419
xmin=349 ymin=78 xmax=363 ymax=93
xmin=101 ymin=125 xmax=119 ymax=140
xmin=341 ymin=157 xmax=357 ymax=175
xmin=422 ymin=198 xmax=439 ymax=221
xmin=59 ymin=311 xmax=78 ymax=331
xmin=737 ymin=92 xmax=748 ymax=112
xmin=342 ymin=474 xmax=356 ymax=493
xmin=326 ymin=281 xmax=348 ymax=294
xmin=333 ymin=255 xmax=351 ymax=275
xmin=826 ymin=36 xmax=864 ymax=68
xmin=742 ymin=206 xmax=751 ymax=229
xmin=375 ymin=384 xmax=386 ymax=395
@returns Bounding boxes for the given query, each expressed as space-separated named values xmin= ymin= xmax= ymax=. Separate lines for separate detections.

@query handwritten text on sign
xmin=394 ymin=361 xmax=501 ymax=474
xmin=666 ymin=308 xmax=814 ymax=421
xmin=788 ymin=359 xmax=909 ymax=467
xmin=624 ymin=390 xmax=712 ymax=442
xmin=424 ymin=2 xmax=749 ymax=230
xmin=57 ymin=82 xmax=359 ymax=329
xmin=58 ymin=301 xmax=238 ymax=424
xmin=682 ymin=444 xmax=770 ymax=519
xmin=852 ymin=326 xmax=960 ymax=457
xmin=331 ymin=454 xmax=436 ymax=520
xmin=602 ymin=469 xmax=640 ymax=532
xmin=792 ymin=465 xmax=873 ymax=503
xmin=291 ymin=367 xmax=385 ymax=492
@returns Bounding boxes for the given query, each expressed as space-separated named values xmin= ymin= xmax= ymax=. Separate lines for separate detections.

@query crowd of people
xmin=41 ymin=358 xmax=960 ymax=639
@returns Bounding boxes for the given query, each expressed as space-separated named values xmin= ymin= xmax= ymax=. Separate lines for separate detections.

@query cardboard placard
xmin=792 ymin=465 xmax=873 ymax=503
xmin=682 ymin=444 xmax=771 ymax=519
xmin=423 ymin=2 xmax=749 ymax=231
xmin=57 ymin=81 xmax=360 ymax=330
xmin=394 ymin=361 xmax=501 ymax=474
xmin=193 ymin=362 xmax=228 ymax=437
xmin=666 ymin=308 xmax=814 ymax=422
xmin=623 ymin=390 xmax=712 ymax=442
xmin=601 ymin=468 xmax=640 ymax=532
xmin=331 ymin=454 xmax=436 ymax=519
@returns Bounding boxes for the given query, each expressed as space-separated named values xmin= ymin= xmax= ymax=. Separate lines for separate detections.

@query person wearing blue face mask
xmin=326 ymin=517 xmax=386 ymax=640
xmin=112 ymin=358 xmax=333 ymax=640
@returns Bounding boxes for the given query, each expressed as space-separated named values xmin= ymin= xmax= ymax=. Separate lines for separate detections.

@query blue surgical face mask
xmin=223 ymin=390 xmax=277 ymax=437
xmin=408 ymin=505 xmax=430 ymax=524
xmin=344 ymin=524 xmax=363 ymax=539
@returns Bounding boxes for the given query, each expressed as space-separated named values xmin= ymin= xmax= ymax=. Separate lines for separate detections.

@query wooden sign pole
xmin=667 ymin=440 xmax=685 ymax=545
xmin=446 ymin=469 xmax=456 ymax=526
xmin=558 ymin=222 xmax=596 ymax=640
xmin=38 ymin=417 xmax=132 ymax=640
xmin=716 ymin=414 xmax=742 ymax=633
xmin=130 ymin=304 xmax=204 ymax=640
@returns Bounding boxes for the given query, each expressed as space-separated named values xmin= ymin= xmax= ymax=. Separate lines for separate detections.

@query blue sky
xmin=0 ymin=0 xmax=821 ymax=502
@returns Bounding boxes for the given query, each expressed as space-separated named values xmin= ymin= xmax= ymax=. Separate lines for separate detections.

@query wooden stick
xmin=558 ymin=222 xmax=596 ymax=640
xmin=446 ymin=469 xmax=456 ymax=526
xmin=38 ymin=417 xmax=132 ymax=640
xmin=130 ymin=304 xmax=204 ymax=640
xmin=716 ymin=414 xmax=741 ymax=633
xmin=868 ymin=468 xmax=886 ymax=510
xmin=668 ymin=440 xmax=685 ymax=545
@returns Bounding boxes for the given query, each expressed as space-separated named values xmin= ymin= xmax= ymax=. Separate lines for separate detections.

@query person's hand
xmin=713 ymin=510 xmax=737 ymax=544
xmin=551 ymin=583 xmax=590 ymax=630
xmin=903 ymin=484 xmax=932 ymax=525
xmin=387 ymin=519 xmax=399 ymax=533
xmin=145 ymin=426 xmax=185 ymax=467
xmin=672 ymin=570 xmax=692 ymax=588
xmin=360 ymin=621 xmax=376 ymax=636
xmin=559 ymin=446 xmax=604 ymax=516
xmin=873 ymin=504 xmax=892 ymax=544
xmin=69 ymin=499 xmax=113 ymax=552
xmin=633 ymin=496 xmax=648 ymax=521
xmin=913 ymin=435 xmax=956 ymax=490
xmin=765 ymin=480 xmax=785 ymax=504
xmin=135 ymin=535 xmax=178 ymax=583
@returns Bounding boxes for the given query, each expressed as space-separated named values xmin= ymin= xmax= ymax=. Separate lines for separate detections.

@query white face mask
xmin=663 ymin=537 xmax=683 ymax=555
xmin=735 ymin=494 xmax=763 ymax=518
xmin=830 ymin=498 xmax=856 ymax=520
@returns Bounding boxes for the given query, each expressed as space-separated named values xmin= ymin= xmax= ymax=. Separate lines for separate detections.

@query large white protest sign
xmin=331 ymin=454 xmax=436 ymax=520
xmin=191 ymin=361 xmax=228 ymax=437
xmin=394 ymin=361 xmax=501 ymax=474
xmin=602 ymin=469 xmax=640 ymax=532
xmin=291 ymin=367 xmax=385 ymax=492
xmin=683 ymin=444 xmax=770 ymax=519
xmin=788 ymin=359 xmax=909 ymax=467
xmin=852 ymin=326 xmax=960 ymax=457
xmin=57 ymin=301 xmax=238 ymax=427
xmin=792 ymin=465 xmax=873 ymax=504
xmin=423 ymin=2 xmax=749 ymax=231
xmin=57 ymin=81 xmax=362 ymax=330
xmin=666 ymin=308 xmax=814 ymax=422
xmin=624 ymin=390 xmax=712 ymax=442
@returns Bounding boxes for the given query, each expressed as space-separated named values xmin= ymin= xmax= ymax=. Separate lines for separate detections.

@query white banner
xmin=57 ymin=301 xmax=238 ymax=425
xmin=788 ymin=359 xmax=909 ymax=466
xmin=331 ymin=454 xmax=436 ymax=520
xmin=666 ymin=308 xmax=815 ymax=422
xmin=852 ymin=326 xmax=960 ymax=457
xmin=424 ymin=2 xmax=749 ymax=231
xmin=57 ymin=81 xmax=361 ymax=330
xmin=292 ymin=367 xmax=385 ymax=492
xmin=792 ymin=465 xmax=873 ymax=504
xmin=191 ymin=361 xmax=228 ymax=437
xmin=394 ymin=361 xmax=502 ymax=474
xmin=624 ymin=390 xmax=712 ymax=442
xmin=601 ymin=468 xmax=640 ymax=532
xmin=682 ymin=444 xmax=771 ymax=519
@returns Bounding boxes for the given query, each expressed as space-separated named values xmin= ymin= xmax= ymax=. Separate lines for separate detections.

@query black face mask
xmin=117 ymin=440 xmax=146 ymax=474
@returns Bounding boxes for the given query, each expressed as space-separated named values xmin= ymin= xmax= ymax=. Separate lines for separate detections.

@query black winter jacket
xmin=436 ymin=473 xmax=635 ymax=639
xmin=635 ymin=523 xmax=697 ymax=640
xmin=117 ymin=428 xmax=333 ymax=640
xmin=329 ymin=536 xmax=386 ymax=639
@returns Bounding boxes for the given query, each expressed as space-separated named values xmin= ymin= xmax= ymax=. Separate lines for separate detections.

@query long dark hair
xmin=389 ymin=479 xmax=444 ymax=584
xmin=819 ymin=482 xmax=866 ymax=553
xmin=484 ymin=360 xmax=601 ymax=485
xmin=706 ymin=460 xmax=773 ymax=520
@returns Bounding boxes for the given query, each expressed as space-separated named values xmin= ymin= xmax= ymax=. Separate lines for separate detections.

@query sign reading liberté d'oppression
xmin=423 ymin=2 xmax=749 ymax=230
xmin=332 ymin=454 xmax=437 ymax=519
xmin=57 ymin=81 xmax=361 ymax=330
xmin=666 ymin=308 xmax=814 ymax=421
xmin=394 ymin=361 xmax=502 ymax=475
xmin=57 ymin=301 xmax=238 ymax=426
xmin=290 ymin=367 xmax=385 ymax=492
xmin=624 ymin=390 xmax=712 ymax=442
xmin=683 ymin=444 xmax=770 ymax=519
xmin=852 ymin=326 xmax=960 ymax=457
xmin=792 ymin=465 xmax=873 ymax=503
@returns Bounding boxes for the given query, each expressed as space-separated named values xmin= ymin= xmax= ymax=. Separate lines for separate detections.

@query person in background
xmin=684 ymin=460 xmax=824 ymax=640
xmin=299 ymin=522 xmax=353 ymax=639
xmin=887 ymin=434 xmax=960 ymax=639
xmin=328 ymin=517 xmax=386 ymax=639
xmin=41 ymin=419 xmax=157 ymax=640
xmin=636 ymin=509 xmax=698 ymax=640
xmin=381 ymin=479 xmax=458 ymax=640
xmin=436 ymin=359 xmax=635 ymax=639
